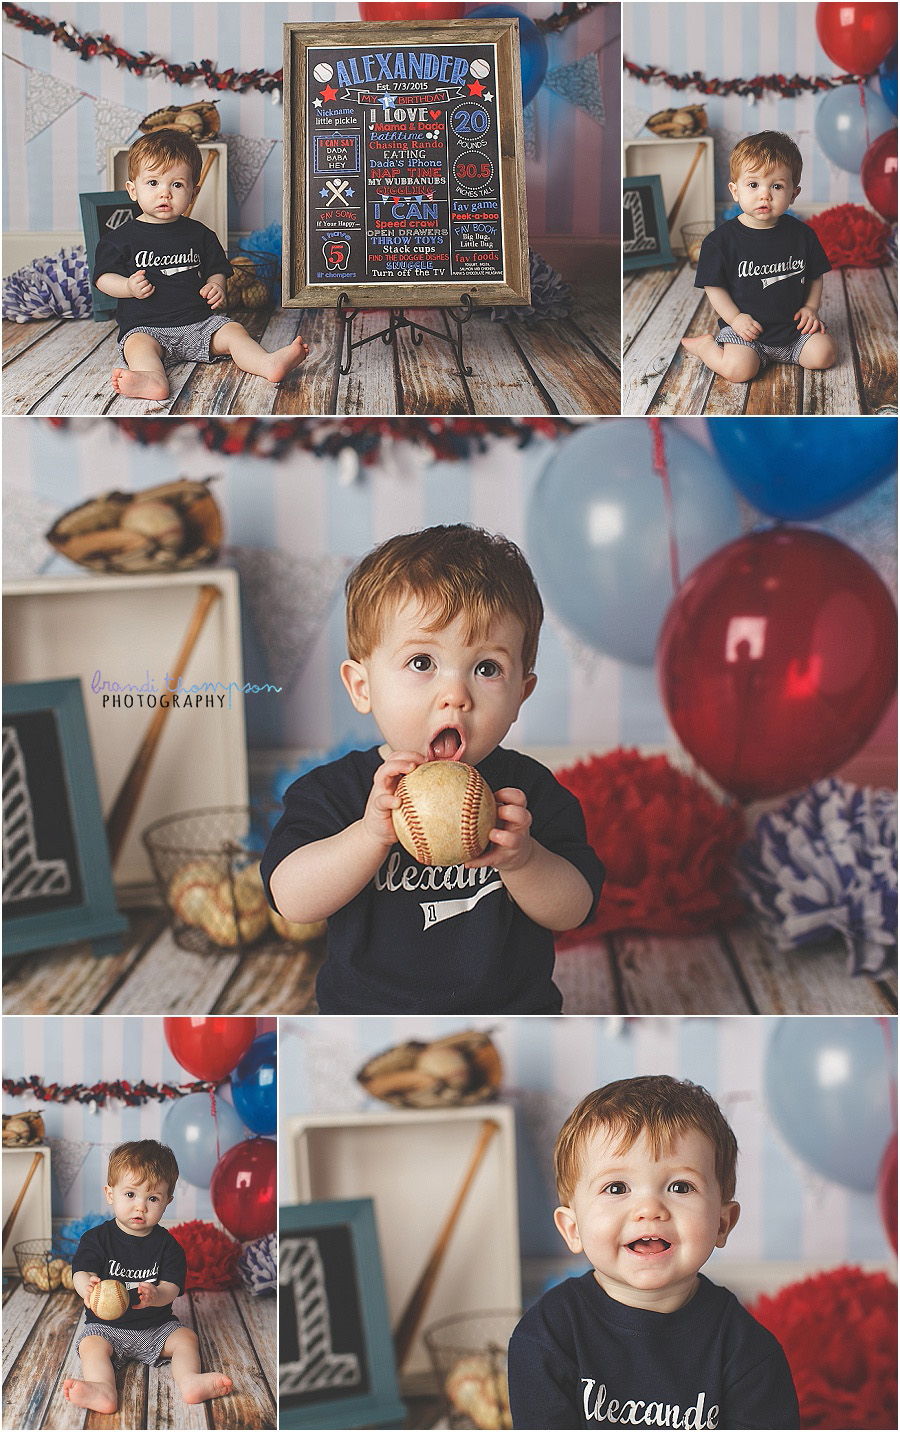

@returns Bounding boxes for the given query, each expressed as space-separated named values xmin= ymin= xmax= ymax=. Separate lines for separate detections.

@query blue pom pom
xmin=2 ymin=247 xmax=93 ymax=322
xmin=55 ymin=1212 xmax=107 ymax=1257
xmin=237 ymin=1232 xmax=277 ymax=1295
xmin=239 ymin=223 xmax=282 ymax=260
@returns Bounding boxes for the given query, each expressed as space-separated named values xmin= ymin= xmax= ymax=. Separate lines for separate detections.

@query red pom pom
xmin=750 ymin=1267 xmax=898 ymax=1429
xmin=554 ymin=749 xmax=746 ymax=943
xmin=169 ymin=1219 xmax=241 ymax=1290
xmin=806 ymin=203 xmax=891 ymax=269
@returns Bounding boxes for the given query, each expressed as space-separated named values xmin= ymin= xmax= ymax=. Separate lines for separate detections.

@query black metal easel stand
xmin=336 ymin=292 xmax=475 ymax=380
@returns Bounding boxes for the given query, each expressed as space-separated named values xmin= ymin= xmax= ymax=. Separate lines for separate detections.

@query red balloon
xmin=862 ymin=127 xmax=898 ymax=223
xmin=877 ymin=1132 xmax=897 ymax=1253
xmin=657 ymin=529 xmax=898 ymax=802
xmin=210 ymin=1137 xmax=276 ymax=1241
xmin=358 ymin=3 xmax=464 ymax=18
xmin=164 ymin=1018 xmax=257 ymax=1083
xmin=816 ymin=2 xmax=897 ymax=74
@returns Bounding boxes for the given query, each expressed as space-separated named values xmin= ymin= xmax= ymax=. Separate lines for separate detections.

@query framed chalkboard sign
xmin=279 ymin=1199 xmax=405 ymax=1430
xmin=2 ymin=679 xmax=127 ymax=959
xmin=283 ymin=19 xmax=529 ymax=308
xmin=623 ymin=174 xmax=674 ymax=272
xmin=79 ymin=190 xmax=141 ymax=322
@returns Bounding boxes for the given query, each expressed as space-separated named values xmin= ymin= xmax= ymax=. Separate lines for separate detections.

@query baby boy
xmin=261 ymin=524 xmax=605 ymax=1015
xmin=65 ymin=1139 xmax=231 ymax=1413
xmin=93 ymin=130 xmax=308 ymax=400
xmin=508 ymin=1075 xmax=799 ymax=1429
xmin=682 ymin=131 xmax=835 ymax=383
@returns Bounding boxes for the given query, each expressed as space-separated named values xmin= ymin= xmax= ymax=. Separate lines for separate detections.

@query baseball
xmin=168 ymin=860 xmax=222 ymax=927
xmin=121 ymin=499 xmax=185 ymax=554
xmin=392 ymin=761 xmax=496 ymax=867
xmin=469 ymin=58 xmax=491 ymax=80
xmin=313 ymin=62 xmax=334 ymax=82
xmin=88 ymin=1279 xmax=130 ymax=1321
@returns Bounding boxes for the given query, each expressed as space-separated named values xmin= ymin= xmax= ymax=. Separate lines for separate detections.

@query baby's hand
xmin=127 ymin=269 xmax=155 ymax=300
xmin=730 ymin=312 xmax=762 ymax=342
xmin=200 ymin=281 xmax=226 ymax=311
xmin=465 ymin=787 xmax=533 ymax=874
xmin=794 ymin=305 xmax=825 ymax=335
xmin=361 ymin=751 xmax=426 ymax=850
xmin=136 ymin=1282 xmax=161 ymax=1308
xmin=81 ymin=1274 xmax=100 ymax=1309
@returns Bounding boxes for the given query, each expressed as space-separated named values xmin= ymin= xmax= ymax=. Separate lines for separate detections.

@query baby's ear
xmin=553 ymin=1204 xmax=583 ymax=1255
xmin=340 ymin=659 xmax=372 ymax=714
xmin=716 ymin=1200 xmax=740 ymax=1248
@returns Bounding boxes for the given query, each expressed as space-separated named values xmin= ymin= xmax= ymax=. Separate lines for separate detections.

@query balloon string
xmin=648 ymin=416 xmax=681 ymax=592
xmin=858 ymin=78 xmax=871 ymax=150
xmin=209 ymin=1087 xmax=221 ymax=1163
xmin=878 ymin=1016 xmax=897 ymax=1128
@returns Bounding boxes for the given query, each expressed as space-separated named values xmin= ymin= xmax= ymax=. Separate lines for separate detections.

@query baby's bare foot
xmin=62 ymin=1377 xmax=117 ymax=1413
xmin=680 ymin=334 xmax=714 ymax=355
xmin=111 ymin=367 xmax=169 ymax=400
xmin=179 ymin=1372 xmax=233 ymax=1405
xmin=263 ymin=337 xmax=309 ymax=384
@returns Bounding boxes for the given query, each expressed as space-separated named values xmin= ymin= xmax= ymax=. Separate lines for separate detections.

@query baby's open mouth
xmin=428 ymin=727 xmax=464 ymax=761
xmin=627 ymin=1237 xmax=671 ymax=1254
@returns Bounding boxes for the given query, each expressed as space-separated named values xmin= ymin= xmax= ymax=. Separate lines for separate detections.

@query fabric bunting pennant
xmin=221 ymin=133 xmax=277 ymax=207
xmin=544 ymin=52 xmax=605 ymax=124
xmin=523 ymin=100 xmax=537 ymax=159
xmin=92 ymin=96 xmax=143 ymax=172
xmin=226 ymin=546 xmax=351 ymax=692
xmin=25 ymin=67 xmax=80 ymax=140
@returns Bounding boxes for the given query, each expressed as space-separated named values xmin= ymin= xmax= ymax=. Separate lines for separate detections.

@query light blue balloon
xmin=525 ymin=421 xmax=742 ymax=666
xmin=163 ymin=1092 xmax=246 ymax=1188
xmin=765 ymin=1019 xmax=895 ymax=1192
xmin=815 ymin=83 xmax=895 ymax=172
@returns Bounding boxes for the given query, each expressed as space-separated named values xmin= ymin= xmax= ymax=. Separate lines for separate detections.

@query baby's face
xmin=729 ymin=162 xmax=798 ymax=228
xmin=126 ymin=160 xmax=196 ymax=224
xmin=341 ymin=597 xmax=536 ymax=766
xmin=105 ymin=1170 xmax=172 ymax=1236
xmin=554 ymin=1125 xmax=739 ymax=1313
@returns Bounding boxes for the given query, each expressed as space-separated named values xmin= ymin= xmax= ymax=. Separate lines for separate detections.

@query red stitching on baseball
xmin=397 ymin=778 xmax=431 ymax=863
xmin=461 ymin=766 xmax=485 ymax=860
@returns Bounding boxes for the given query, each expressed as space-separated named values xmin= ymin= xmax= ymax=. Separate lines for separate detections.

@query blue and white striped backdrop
xmin=623 ymin=2 xmax=873 ymax=208
xmin=279 ymin=1014 xmax=896 ymax=1265
xmin=5 ymin=417 xmax=896 ymax=757
xmin=2 ymin=1016 xmax=275 ymax=1222
xmin=2 ymin=1 xmax=619 ymax=241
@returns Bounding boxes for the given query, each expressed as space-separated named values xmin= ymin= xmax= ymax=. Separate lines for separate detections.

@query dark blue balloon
xmin=879 ymin=45 xmax=898 ymax=116
xmin=708 ymin=417 xmax=897 ymax=519
xmin=230 ymin=1032 xmax=276 ymax=1136
xmin=465 ymin=5 xmax=548 ymax=106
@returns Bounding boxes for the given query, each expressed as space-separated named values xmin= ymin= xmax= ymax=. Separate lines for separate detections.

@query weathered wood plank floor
xmin=2 ymin=908 xmax=894 ymax=1016
xmin=1 ymin=1280 xmax=276 ymax=1431
xmin=1 ymin=278 xmax=620 ymax=417
xmin=622 ymin=258 xmax=897 ymax=415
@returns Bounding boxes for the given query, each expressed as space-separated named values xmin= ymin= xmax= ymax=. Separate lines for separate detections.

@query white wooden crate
xmin=624 ymin=136 xmax=715 ymax=253
xmin=2 ymin=569 xmax=248 ymax=891
xmin=285 ymin=1106 xmax=520 ymax=1379
xmin=107 ymin=143 xmax=229 ymax=254
xmin=2 ymin=1147 xmax=52 ymax=1271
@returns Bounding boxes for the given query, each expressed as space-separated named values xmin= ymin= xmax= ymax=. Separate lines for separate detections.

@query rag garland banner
xmin=2 ymin=1075 xmax=217 ymax=1107
xmin=623 ymin=59 xmax=867 ymax=101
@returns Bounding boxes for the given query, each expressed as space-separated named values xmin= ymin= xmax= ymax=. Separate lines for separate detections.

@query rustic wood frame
xmin=283 ymin=19 xmax=529 ymax=308
xmin=279 ymin=1198 xmax=405 ymax=1430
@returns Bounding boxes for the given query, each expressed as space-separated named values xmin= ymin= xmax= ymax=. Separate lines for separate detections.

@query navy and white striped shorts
xmin=76 ymin=1317 xmax=183 ymax=1368
xmin=119 ymin=313 xmax=233 ymax=365
xmin=715 ymin=325 xmax=817 ymax=369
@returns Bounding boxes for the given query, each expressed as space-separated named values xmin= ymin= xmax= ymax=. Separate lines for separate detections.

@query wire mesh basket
xmin=14 ymin=1240 xmax=75 ymax=1294
xmin=423 ymin=1311 xmax=517 ymax=1429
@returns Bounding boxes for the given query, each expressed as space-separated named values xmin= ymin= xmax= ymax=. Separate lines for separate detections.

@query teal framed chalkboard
xmin=2 ymin=679 xmax=127 ymax=959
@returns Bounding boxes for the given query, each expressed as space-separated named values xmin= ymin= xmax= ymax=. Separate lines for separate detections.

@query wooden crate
xmin=624 ymin=136 xmax=715 ymax=255
xmin=2 ymin=570 xmax=248 ymax=891
xmin=2 ymin=1147 xmax=52 ymax=1272
xmin=107 ymin=143 xmax=229 ymax=254
xmin=285 ymin=1106 xmax=520 ymax=1380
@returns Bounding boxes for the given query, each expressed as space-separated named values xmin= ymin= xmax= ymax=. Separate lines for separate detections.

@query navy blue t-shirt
xmin=72 ymin=1219 xmax=186 ymax=1331
xmin=508 ymin=1271 xmax=799 ymax=1430
xmin=694 ymin=214 xmax=831 ymax=345
xmin=93 ymin=215 xmax=231 ymax=340
xmin=260 ymin=745 xmax=605 ymax=1015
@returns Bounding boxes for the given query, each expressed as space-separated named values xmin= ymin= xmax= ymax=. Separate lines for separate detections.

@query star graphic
xmin=319 ymin=187 xmax=329 ymax=198
xmin=484 ymin=90 xmax=494 ymax=102
xmin=467 ymin=79 xmax=485 ymax=96
xmin=320 ymin=84 xmax=338 ymax=102
xmin=381 ymin=93 xmax=396 ymax=108
xmin=313 ymin=97 xmax=323 ymax=108
xmin=345 ymin=185 xmax=355 ymax=198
